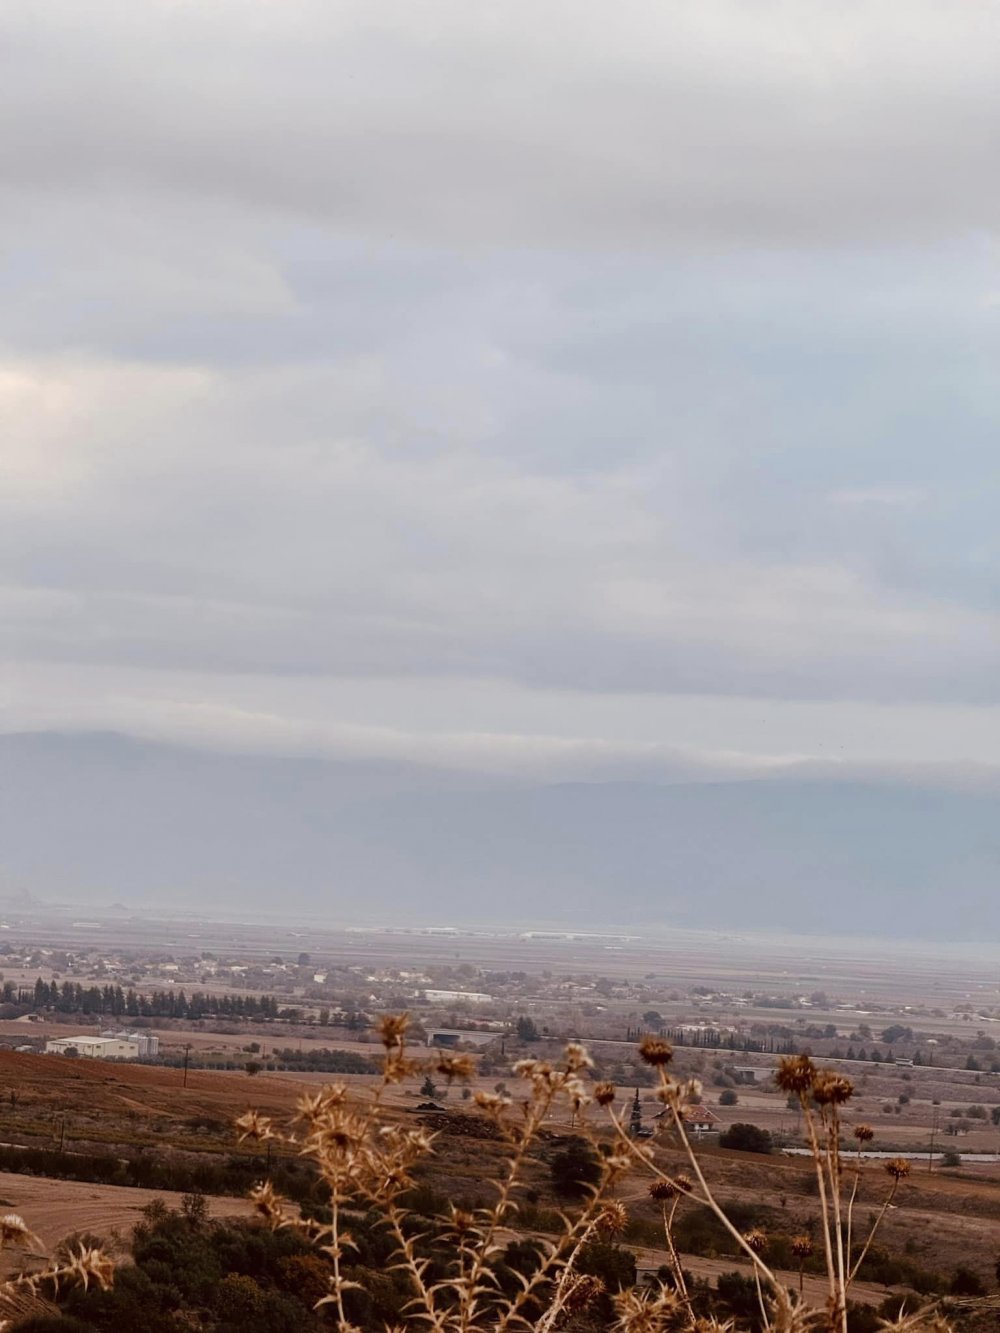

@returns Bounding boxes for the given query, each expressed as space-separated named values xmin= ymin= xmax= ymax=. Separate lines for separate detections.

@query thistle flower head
xmin=473 ymin=1089 xmax=511 ymax=1117
xmin=562 ymin=1272 xmax=606 ymax=1314
xmin=234 ymin=1110 xmax=275 ymax=1143
xmin=744 ymin=1227 xmax=768 ymax=1254
xmin=594 ymin=1081 xmax=616 ymax=1106
xmin=638 ymin=1035 xmax=674 ymax=1067
xmin=297 ymin=1085 xmax=348 ymax=1123
xmin=434 ymin=1053 xmax=476 ymax=1082
xmin=648 ymin=1179 xmax=677 ymax=1201
xmin=0 ymin=1213 xmax=43 ymax=1252
xmin=378 ymin=1013 xmax=410 ymax=1049
xmin=812 ymin=1073 xmax=854 ymax=1106
xmin=445 ymin=1205 xmax=479 ymax=1239
xmin=853 ymin=1123 xmax=875 ymax=1144
xmin=249 ymin=1180 xmax=290 ymax=1230
xmin=775 ymin=1055 xmax=817 ymax=1095
xmin=613 ymin=1285 xmax=682 ymax=1332
xmin=884 ymin=1157 xmax=911 ymax=1181
xmin=791 ymin=1234 xmax=814 ymax=1259
xmin=596 ymin=1201 xmax=629 ymax=1238
xmin=564 ymin=1042 xmax=594 ymax=1072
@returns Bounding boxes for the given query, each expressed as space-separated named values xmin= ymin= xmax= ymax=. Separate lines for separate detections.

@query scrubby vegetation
xmin=23 ymin=1197 xmax=331 ymax=1332
xmin=718 ymin=1122 xmax=773 ymax=1154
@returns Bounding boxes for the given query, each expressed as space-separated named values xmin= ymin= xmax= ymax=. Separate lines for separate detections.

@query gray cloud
xmin=2 ymin=342 xmax=995 ymax=705
xmin=3 ymin=3 xmax=1000 ymax=248
xmin=0 ymin=0 xmax=998 ymax=778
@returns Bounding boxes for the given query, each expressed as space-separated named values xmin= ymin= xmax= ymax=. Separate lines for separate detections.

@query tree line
xmin=626 ymin=1025 xmax=799 ymax=1055
xmin=6 ymin=978 xmax=284 ymax=1021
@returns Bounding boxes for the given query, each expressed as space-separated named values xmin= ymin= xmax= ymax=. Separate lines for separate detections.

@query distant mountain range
xmin=0 ymin=731 xmax=997 ymax=939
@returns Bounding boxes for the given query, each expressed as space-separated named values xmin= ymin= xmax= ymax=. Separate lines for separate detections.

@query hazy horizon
xmin=1 ymin=729 xmax=997 ymax=941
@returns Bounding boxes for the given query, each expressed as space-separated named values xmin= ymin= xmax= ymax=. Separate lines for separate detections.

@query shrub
xmin=950 ymin=1265 xmax=986 ymax=1296
xmin=577 ymin=1241 xmax=636 ymax=1291
xmin=714 ymin=1271 xmax=774 ymax=1328
xmin=550 ymin=1137 xmax=602 ymax=1198
xmin=719 ymin=1123 xmax=772 ymax=1154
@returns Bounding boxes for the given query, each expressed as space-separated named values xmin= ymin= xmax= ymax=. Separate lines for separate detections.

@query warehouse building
xmin=46 ymin=1034 xmax=141 ymax=1060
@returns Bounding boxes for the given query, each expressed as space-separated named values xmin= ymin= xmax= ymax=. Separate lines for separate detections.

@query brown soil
xmin=0 ymin=1048 xmax=316 ymax=1124
xmin=0 ymin=1174 xmax=252 ymax=1253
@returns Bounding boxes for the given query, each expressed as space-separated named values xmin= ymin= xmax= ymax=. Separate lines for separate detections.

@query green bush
xmin=718 ymin=1122 xmax=772 ymax=1154
xmin=549 ymin=1137 xmax=602 ymax=1198
xmin=577 ymin=1241 xmax=636 ymax=1291
xmin=52 ymin=1205 xmax=328 ymax=1333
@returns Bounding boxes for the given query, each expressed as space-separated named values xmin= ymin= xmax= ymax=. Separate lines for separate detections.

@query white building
xmin=46 ymin=1035 xmax=140 ymax=1060
xmin=100 ymin=1029 xmax=159 ymax=1057
xmin=423 ymin=989 xmax=493 ymax=1004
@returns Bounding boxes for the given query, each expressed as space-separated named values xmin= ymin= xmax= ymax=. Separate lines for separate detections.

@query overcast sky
xmin=1 ymin=1 xmax=999 ymax=786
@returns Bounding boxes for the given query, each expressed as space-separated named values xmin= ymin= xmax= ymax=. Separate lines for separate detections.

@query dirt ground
xmin=630 ymin=1246 xmax=896 ymax=1311
xmin=0 ymin=1174 xmax=253 ymax=1279
xmin=0 ymin=1047 xmax=325 ymax=1123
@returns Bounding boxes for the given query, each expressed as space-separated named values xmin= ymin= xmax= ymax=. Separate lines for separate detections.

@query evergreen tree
xmin=629 ymin=1088 xmax=642 ymax=1136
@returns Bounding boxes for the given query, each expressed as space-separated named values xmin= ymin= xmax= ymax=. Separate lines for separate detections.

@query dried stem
xmin=661 ymin=1195 xmax=693 ymax=1320
xmin=799 ymin=1096 xmax=838 ymax=1311
xmin=849 ymin=1177 xmax=900 ymax=1284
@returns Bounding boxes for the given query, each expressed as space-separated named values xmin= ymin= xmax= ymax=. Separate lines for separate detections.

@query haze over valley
xmin=2 ymin=731 xmax=997 ymax=939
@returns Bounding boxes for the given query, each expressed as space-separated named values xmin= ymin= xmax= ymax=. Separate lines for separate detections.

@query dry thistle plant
xmin=235 ymin=1018 xmax=941 ymax=1333
xmin=0 ymin=1212 xmax=115 ymax=1330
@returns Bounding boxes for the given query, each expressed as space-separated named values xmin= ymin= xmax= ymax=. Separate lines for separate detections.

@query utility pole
xmin=928 ymin=1106 xmax=939 ymax=1173
xmin=183 ymin=1043 xmax=191 ymax=1088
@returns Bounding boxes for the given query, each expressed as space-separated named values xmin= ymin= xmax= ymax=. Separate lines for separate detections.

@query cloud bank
xmin=1 ymin=0 xmax=998 ymax=788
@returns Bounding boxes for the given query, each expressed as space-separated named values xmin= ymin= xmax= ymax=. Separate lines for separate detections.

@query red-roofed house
xmin=681 ymin=1105 xmax=720 ymax=1133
